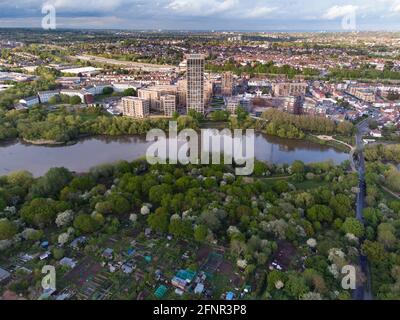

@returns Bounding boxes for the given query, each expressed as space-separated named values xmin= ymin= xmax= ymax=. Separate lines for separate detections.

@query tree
xmin=103 ymin=87 xmax=114 ymax=95
xmin=169 ymin=217 xmax=192 ymax=239
xmin=284 ymin=273 xmax=309 ymax=299
xmin=267 ymin=270 xmax=286 ymax=292
xmin=194 ymin=224 xmax=208 ymax=243
xmin=55 ymin=210 xmax=74 ymax=228
xmin=295 ymin=192 xmax=314 ymax=208
xmin=291 ymin=160 xmax=305 ymax=175
xmin=307 ymin=205 xmax=333 ymax=223
xmin=52 ymin=247 xmax=64 ymax=260
xmin=31 ymin=167 xmax=73 ymax=198
xmin=361 ymin=240 xmax=387 ymax=263
xmin=210 ymin=110 xmax=229 ymax=121
xmin=329 ymin=194 xmax=353 ymax=219
xmin=48 ymin=95 xmax=60 ymax=105
xmin=337 ymin=121 xmax=354 ymax=135
xmin=122 ymin=88 xmax=136 ymax=96
xmin=20 ymin=198 xmax=58 ymax=227
xmin=7 ymin=170 xmax=33 ymax=189
xmin=254 ymin=161 xmax=269 ymax=177
xmin=70 ymin=95 xmax=82 ymax=105
xmin=149 ymin=184 xmax=171 ymax=205
xmin=341 ymin=218 xmax=365 ymax=237
xmin=236 ymin=106 xmax=249 ymax=122
xmin=96 ymin=194 xmax=130 ymax=216
xmin=199 ymin=210 xmax=221 ymax=231
xmin=0 ymin=219 xmax=17 ymax=240
xmin=70 ymin=175 xmax=96 ymax=191
xmin=274 ymin=180 xmax=289 ymax=194
xmin=73 ymin=214 xmax=99 ymax=234
xmin=108 ymin=194 xmax=131 ymax=215
xmin=377 ymin=223 xmax=396 ymax=249
xmin=147 ymin=207 xmax=169 ymax=233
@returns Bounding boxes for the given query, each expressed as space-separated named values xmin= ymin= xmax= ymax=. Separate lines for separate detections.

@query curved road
xmin=352 ymin=119 xmax=373 ymax=300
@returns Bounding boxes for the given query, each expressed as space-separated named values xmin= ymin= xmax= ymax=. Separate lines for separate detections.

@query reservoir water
xmin=0 ymin=134 xmax=349 ymax=177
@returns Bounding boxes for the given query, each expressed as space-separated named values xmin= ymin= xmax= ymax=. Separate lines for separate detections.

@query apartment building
xmin=273 ymin=82 xmax=308 ymax=97
xmin=280 ymin=96 xmax=304 ymax=115
xmin=177 ymin=79 xmax=187 ymax=107
xmin=60 ymin=89 xmax=87 ymax=104
xmin=204 ymin=79 xmax=214 ymax=106
xmin=160 ymin=95 xmax=177 ymax=117
xmin=38 ymin=90 xmax=60 ymax=103
xmin=122 ymin=97 xmax=150 ymax=118
xmin=19 ymin=96 xmax=39 ymax=108
xmin=221 ymin=71 xmax=234 ymax=96
xmin=226 ymin=96 xmax=241 ymax=114
xmin=186 ymin=54 xmax=205 ymax=114
xmin=138 ymin=85 xmax=178 ymax=112
xmin=349 ymin=87 xmax=376 ymax=103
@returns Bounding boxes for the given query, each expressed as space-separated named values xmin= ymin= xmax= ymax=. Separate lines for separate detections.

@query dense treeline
xmin=0 ymin=106 xmax=199 ymax=143
xmin=0 ymin=158 xmax=379 ymax=299
xmin=254 ymin=109 xmax=354 ymax=139
xmin=328 ymin=65 xmax=400 ymax=80
xmin=206 ymin=60 xmax=319 ymax=78
xmin=361 ymin=161 xmax=400 ymax=298
xmin=365 ymin=144 xmax=400 ymax=163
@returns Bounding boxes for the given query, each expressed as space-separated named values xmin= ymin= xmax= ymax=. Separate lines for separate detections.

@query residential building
xmin=60 ymin=89 xmax=84 ymax=101
xmin=138 ymin=85 xmax=178 ymax=112
xmin=122 ymin=97 xmax=150 ymax=118
xmin=273 ymin=82 xmax=308 ymax=97
xmin=60 ymin=89 xmax=90 ymax=104
xmin=0 ymin=267 xmax=10 ymax=283
xmin=204 ymin=79 xmax=214 ymax=105
xmin=19 ymin=96 xmax=39 ymax=107
xmin=60 ymin=66 xmax=101 ymax=76
xmin=38 ymin=90 xmax=60 ymax=104
xmin=177 ymin=79 xmax=187 ymax=107
xmin=349 ymin=87 xmax=376 ymax=103
xmin=186 ymin=54 xmax=205 ymax=114
xmin=226 ymin=96 xmax=241 ymax=114
xmin=160 ymin=94 xmax=176 ymax=117
xmin=280 ymin=96 xmax=303 ymax=115
xmin=112 ymin=82 xmax=142 ymax=93
xmin=221 ymin=71 xmax=234 ymax=96
xmin=84 ymin=83 xmax=112 ymax=96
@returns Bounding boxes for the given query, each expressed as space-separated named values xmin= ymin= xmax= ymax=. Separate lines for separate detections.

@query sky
xmin=1 ymin=0 xmax=400 ymax=31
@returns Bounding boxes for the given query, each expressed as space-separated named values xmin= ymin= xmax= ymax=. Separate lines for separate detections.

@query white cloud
xmin=242 ymin=6 xmax=276 ymax=18
xmin=167 ymin=0 xmax=238 ymax=16
xmin=44 ymin=0 xmax=124 ymax=11
xmin=322 ymin=5 xmax=358 ymax=20
xmin=390 ymin=1 xmax=400 ymax=13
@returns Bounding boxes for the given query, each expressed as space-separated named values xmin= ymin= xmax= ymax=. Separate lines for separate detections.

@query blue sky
xmin=1 ymin=0 xmax=400 ymax=30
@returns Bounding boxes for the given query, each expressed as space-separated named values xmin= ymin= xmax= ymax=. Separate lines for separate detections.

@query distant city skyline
xmin=1 ymin=0 xmax=400 ymax=31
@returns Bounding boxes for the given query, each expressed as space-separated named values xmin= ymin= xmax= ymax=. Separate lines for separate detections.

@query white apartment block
xmin=19 ymin=96 xmax=39 ymax=107
xmin=38 ymin=90 xmax=60 ymax=104
xmin=60 ymin=89 xmax=86 ymax=103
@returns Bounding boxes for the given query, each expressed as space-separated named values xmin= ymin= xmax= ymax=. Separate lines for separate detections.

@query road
xmin=352 ymin=119 xmax=373 ymax=300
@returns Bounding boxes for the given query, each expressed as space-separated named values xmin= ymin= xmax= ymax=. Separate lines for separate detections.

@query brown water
xmin=0 ymin=134 xmax=349 ymax=177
